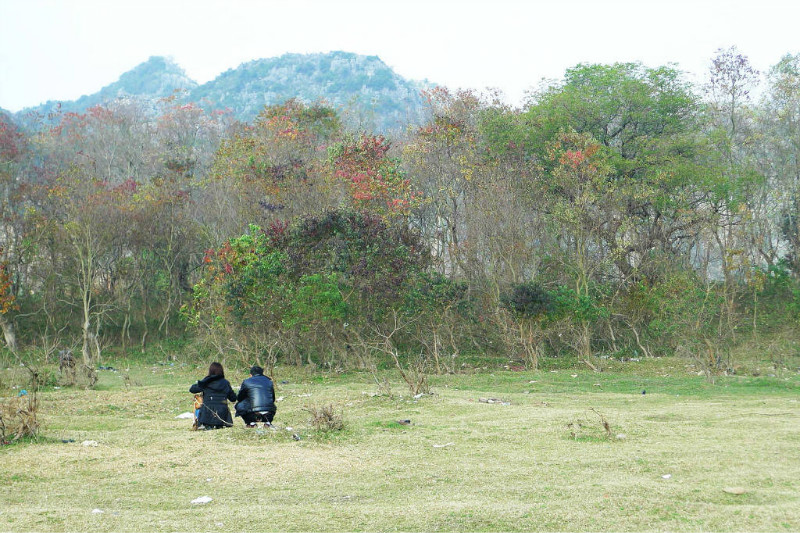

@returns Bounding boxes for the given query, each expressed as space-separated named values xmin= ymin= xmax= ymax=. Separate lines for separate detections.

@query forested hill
xmin=14 ymin=52 xmax=432 ymax=132
xmin=19 ymin=56 xmax=198 ymax=118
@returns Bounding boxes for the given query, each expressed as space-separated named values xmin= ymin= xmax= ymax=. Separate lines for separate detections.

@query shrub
xmin=305 ymin=403 xmax=344 ymax=432
xmin=0 ymin=392 xmax=40 ymax=442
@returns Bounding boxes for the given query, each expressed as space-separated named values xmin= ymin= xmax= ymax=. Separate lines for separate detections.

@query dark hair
xmin=208 ymin=362 xmax=225 ymax=378
xmin=250 ymin=365 xmax=264 ymax=376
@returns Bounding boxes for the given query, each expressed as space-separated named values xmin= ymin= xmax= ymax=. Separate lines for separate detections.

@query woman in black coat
xmin=189 ymin=362 xmax=237 ymax=429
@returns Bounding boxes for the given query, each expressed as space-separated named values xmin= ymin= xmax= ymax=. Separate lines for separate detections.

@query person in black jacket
xmin=189 ymin=362 xmax=237 ymax=429
xmin=234 ymin=365 xmax=276 ymax=427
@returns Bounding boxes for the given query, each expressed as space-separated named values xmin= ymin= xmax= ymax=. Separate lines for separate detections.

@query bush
xmin=0 ymin=392 xmax=40 ymax=442
xmin=305 ymin=403 xmax=344 ymax=432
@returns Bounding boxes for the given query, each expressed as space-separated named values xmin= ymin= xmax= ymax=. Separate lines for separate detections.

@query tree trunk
xmin=0 ymin=313 xmax=18 ymax=354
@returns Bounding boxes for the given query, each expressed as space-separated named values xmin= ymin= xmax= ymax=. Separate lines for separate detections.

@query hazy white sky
xmin=1 ymin=0 xmax=798 ymax=112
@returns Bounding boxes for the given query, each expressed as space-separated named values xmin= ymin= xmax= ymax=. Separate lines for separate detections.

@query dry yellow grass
xmin=1 ymin=362 xmax=799 ymax=532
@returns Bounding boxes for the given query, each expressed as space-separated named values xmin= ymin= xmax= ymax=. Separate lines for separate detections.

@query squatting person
xmin=235 ymin=365 xmax=276 ymax=427
xmin=189 ymin=362 xmax=237 ymax=429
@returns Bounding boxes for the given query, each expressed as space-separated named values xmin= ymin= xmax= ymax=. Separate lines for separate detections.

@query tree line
xmin=2 ymin=47 xmax=800 ymax=376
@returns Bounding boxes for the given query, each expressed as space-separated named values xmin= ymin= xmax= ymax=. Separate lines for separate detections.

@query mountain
xmin=190 ymin=51 xmax=430 ymax=131
xmin=15 ymin=52 xmax=432 ymax=132
xmin=22 ymin=56 xmax=197 ymax=119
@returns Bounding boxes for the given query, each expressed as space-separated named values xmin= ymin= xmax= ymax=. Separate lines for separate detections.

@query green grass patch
xmin=1 ymin=356 xmax=799 ymax=532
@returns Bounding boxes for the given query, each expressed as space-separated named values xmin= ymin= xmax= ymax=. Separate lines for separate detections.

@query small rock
xmin=723 ymin=487 xmax=747 ymax=495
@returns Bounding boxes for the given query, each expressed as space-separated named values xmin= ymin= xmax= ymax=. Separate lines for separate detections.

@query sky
xmin=1 ymin=0 xmax=799 ymax=112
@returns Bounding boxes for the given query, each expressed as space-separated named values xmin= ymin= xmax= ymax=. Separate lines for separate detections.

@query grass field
xmin=1 ymin=356 xmax=799 ymax=532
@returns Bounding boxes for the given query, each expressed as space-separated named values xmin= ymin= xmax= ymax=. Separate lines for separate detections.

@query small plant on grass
xmin=567 ymin=408 xmax=614 ymax=441
xmin=305 ymin=403 xmax=344 ymax=432
xmin=0 ymin=392 xmax=40 ymax=442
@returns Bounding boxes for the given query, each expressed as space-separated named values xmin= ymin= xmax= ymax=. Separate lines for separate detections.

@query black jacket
xmin=236 ymin=374 xmax=276 ymax=414
xmin=189 ymin=374 xmax=236 ymax=427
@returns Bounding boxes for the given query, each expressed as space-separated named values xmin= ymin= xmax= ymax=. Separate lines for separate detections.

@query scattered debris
xmin=413 ymin=393 xmax=424 ymax=399
xmin=433 ymin=442 xmax=454 ymax=448
xmin=61 ymin=439 xmax=75 ymax=443
xmin=396 ymin=419 xmax=411 ymax=425
xmin=662 ymin=474 xmax=672 ymax=479
xmin=175 ymin=412 xmax=194 ymax=419
xmin=191 ymin=496 xmax=212 ymax=505
xmin=91 ymin=509 xmax=104 ymax=514
xmin=292 ymin=433 xmax=301 ymax=441
xmin=275 ymin=396 xmax=284 ymax=402
xmin=81 ymin=440 xmax=98 ymax=447
xmin=571 ymin=374 xmax=578 ymax=378
xmin=478 ymin=398 xmax=510 ymax=405
xmin=615 ymin=433 xmax=626 ymax=440
xmin=723 ymin=487 xmax=747 ymax=495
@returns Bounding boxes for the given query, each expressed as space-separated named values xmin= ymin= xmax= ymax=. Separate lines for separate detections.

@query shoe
xmin=246 ymin=423 xmax=258 ymax=428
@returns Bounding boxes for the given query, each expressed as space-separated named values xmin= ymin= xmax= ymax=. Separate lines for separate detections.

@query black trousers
xmin=242 ymin=410 xmax=275 ymax=425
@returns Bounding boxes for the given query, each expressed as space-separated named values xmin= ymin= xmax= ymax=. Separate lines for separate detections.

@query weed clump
xmin=0 ymin=392 xmax=40 ymax=442
xmin=305 ymin=404 xmax=344 ymax=432
xmin=566 ymin=407 xmax=614 ymax=441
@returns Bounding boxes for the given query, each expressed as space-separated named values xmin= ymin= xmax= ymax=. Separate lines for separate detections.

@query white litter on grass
xmin=191 ymin=496 xmax=212 ymax=505
xmin=662 ymin=474 xmax=672 ymax=479
xmin=81 ymin=440 xmax=98 ymax=447
xmin=275 ymin=396 xmax=284 ymax=402
xmin=433 ymin=442 xmax=454 ymax=448
xmin=297 ymin=393 xmax=312 ymax=397
xmin=91 ymin=509 xmax=104 ymax=514
xmin=175 ymin=412 xmax=194 ymax=419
